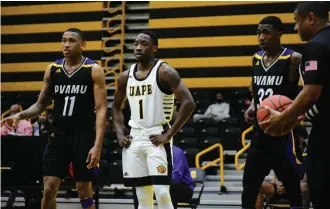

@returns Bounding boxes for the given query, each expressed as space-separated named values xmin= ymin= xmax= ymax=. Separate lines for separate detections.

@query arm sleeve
xmin=302 ymin=42 xmax=329 ymax=85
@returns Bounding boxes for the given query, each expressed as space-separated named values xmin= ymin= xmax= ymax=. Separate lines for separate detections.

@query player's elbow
xmin=186 ymin=100 xmax=196 ymax=111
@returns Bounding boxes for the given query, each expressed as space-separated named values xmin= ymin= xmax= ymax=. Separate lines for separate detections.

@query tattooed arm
xmin=149 ymin=63 xmax=196 ymax=146
xmin=2 ymin=65 xmax=53 ymax=122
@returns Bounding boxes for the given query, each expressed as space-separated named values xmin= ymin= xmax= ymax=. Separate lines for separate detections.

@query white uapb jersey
xmin=126 ymin=60 xmax=175 ymax=129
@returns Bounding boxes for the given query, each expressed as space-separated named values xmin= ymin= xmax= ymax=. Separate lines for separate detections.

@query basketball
xmin=257 ymin=95 xmax=293 ymax=128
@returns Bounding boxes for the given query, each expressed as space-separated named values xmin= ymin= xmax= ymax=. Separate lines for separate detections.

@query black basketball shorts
xmin=43 ymin=129 xmax=97 ymax=181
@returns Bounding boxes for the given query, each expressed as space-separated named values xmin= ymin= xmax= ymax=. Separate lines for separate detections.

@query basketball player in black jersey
xmin=241 ymin=16 xmax=303 ymax=209
xmin=1 ymin=28 xmax=107 ymax=209
xmin=261 ymin=2 xmax=330 ymax=208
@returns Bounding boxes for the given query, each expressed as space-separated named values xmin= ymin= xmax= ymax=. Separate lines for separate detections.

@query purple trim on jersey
xmin=255 ymin=50 xmax=264 ymax=56
xmin=54 ymin=57 xmax=95 ymax=65
xmin=85 ymin=58 xmax=95 ymax=65
xmin=55 ymin=58 xmax=65 ymax=65
xmin=282 ymin=48 xmax=294 ymax=56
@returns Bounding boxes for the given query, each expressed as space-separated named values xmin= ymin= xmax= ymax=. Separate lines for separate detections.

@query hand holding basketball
xmin=257 ymin=95 xmax=293 ymax=135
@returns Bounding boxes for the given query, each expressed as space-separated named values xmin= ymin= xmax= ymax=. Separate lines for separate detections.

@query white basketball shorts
xmin=122 ymin=125 xmax=173 ymax=187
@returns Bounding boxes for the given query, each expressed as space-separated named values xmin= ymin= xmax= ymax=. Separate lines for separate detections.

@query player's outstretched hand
xmin=117 ymin=135 xmax=132 ymax=148
xmin=150 ymin=133 xmax=171 ymax=146
xmin=86 ymin=146 xmax=101 ymax=169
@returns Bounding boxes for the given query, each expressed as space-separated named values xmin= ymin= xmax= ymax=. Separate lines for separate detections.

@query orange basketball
xmin=257 ymin=95 xmax=292 ymax=129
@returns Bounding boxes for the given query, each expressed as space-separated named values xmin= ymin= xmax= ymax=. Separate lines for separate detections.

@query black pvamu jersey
xmin=50 ymin=57 xmax=96 ymax=131
xmin=252 ymin=48 xmax=299 ymax=111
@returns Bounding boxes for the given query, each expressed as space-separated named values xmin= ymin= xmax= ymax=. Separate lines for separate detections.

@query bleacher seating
xmin=184 ymin=148 xmax=199 ymax=167
xmin=177 ymin=168 xmax=205 ymax=209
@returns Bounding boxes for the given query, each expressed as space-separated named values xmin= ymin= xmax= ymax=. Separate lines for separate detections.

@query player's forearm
xmin=167 ymin=100 xmax=195 ymax=139
xmin=94 ymin=105 xmax=107 ymax=148
xmin=19 ymin=103 xmax=47 ymax=120
xmin=249 ymin=98 xmax=255 ymax=109
xmin=282 ymin=86 xmax=319 ymax=120
xmin=112 ymin=107 xmax=126 ymax=138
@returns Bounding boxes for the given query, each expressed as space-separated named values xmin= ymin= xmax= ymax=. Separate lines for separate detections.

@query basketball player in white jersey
xmin=112 ymin=30 xmax=196 ymax=209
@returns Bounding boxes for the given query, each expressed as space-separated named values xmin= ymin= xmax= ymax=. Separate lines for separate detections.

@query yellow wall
xmin=1 ymin=2 xmax=103 ymax=92
xmin=149 ymin=1 xmax=303 ymax=88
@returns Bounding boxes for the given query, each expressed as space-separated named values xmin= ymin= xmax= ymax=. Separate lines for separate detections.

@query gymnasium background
xmin=1 ymin=1 xmax=330 ymax=209
xmin=1 ymin=1 xmax=305 ymax=106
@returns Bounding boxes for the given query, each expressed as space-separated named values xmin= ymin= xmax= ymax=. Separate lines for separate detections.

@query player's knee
xmin=154 ymin=185 xmax=171 ymax=204
xmin=43 ymin=185 xmax=58 ymax=201
xmin=43 ymin=177 xmax=60 ymax=200
xmin=76 ymin=182 xmax=93 ymax=200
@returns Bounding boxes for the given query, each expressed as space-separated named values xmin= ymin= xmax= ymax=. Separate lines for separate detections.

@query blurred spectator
xmin=170 ymin=145 xmax=195 ymax=209
xmin=1 ymin=104 xmax=32 ymax=136
xmin=256 ymin=174 xmax=310 ymax=209
xmin=133 ymin=145 xmax=195 ymax=209
xmin=256 ymin=125 xmax=310 ymax=209
xmin=33 ymin=111 xmax=54 ymax=136
xmin=193 ymin=92 xmax=230 ymax=123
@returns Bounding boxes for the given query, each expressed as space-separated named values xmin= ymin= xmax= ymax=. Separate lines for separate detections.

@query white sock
xmin=136 ymin=186 xmax=154 ymax=209
xmin=153 ymin=185 xmax=173 ymax=209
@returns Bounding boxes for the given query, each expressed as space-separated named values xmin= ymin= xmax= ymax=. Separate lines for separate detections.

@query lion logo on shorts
xmin=157 ymin=165 xmax=166 ymax=174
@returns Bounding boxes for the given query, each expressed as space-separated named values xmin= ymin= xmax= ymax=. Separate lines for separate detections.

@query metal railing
xmin=195 ymin=143 xmax=227 ymax=193
xmin=235 ymin=126 xmax=253 ymax=170
xmin=103 ymin=1 xmax=126 ymax=90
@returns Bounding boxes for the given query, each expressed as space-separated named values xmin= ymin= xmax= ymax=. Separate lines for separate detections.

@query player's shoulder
xmin=289 ymin=50 xmax=302 ymax=64
xmin=51 ymin=58 xmax=65 ymax=68
xmin=119 ymin=69 xmax=130 ymax=81
xmin=283 ymin=47 xmax=295 ymax=56
xmin=85 ymin=57 xmax=98 ymax=66
xmin=253 ymin=50 xmax=264 ymax=60
xmin=158 ymin=61 xmax=177 ymax=74
xmin=158 ymin=62 xmax=180 ymax=80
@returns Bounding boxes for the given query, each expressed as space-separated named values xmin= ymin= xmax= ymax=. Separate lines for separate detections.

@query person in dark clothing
xmin=260 ymin=2 xmax=330 ymax=209
xmin=242 ymin=15 xmax=303 ymax=209
xmin=170 ymin=146 xmax=195 ymax=209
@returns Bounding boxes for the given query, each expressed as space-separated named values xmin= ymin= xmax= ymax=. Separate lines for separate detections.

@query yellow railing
xmin=195 ymin=143 xmax=225 ymax=188
xmin=235 ymin=126 xmax=253 ymax=170
xmin=103 ymin=1 xmax=126 ymax=90
xmin=241 ymin=126 xmax=253 ymax=147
